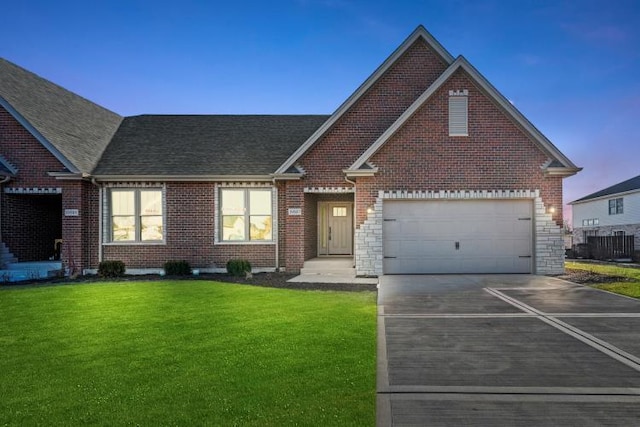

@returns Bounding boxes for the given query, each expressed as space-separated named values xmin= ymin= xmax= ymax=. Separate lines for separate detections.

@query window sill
xmin=215 ymin=241 xmax=276 ymax=246
xmin=103 ymin=241 xmax=167 ymax=246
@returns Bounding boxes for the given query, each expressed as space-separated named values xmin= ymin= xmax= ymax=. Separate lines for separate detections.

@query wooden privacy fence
xmin=586 ymin=235 xmax=635 ymax=260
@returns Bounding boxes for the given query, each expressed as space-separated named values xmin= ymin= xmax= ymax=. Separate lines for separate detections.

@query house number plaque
xmin=64 ymin=209 xmax=79 ymax=217
xmin=288 ymin=208 xmax=302 ymax=216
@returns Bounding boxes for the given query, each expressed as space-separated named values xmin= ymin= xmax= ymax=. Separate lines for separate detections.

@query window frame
xmin=608 ymin=197 xmax=624 ymax=215
xmin=219 ymin=188 xmax=274 ymax=243
xmin=108 ymin=188 xmax=165 ymax=244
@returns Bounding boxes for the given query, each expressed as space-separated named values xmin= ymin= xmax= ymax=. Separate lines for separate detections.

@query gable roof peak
xmin=347 ymin=54 xmax=580 ymax=175
xmin=274 ymin=25 xmax=454 ymax=175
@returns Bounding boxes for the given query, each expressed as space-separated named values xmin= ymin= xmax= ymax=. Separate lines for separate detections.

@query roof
xmin=571 ymin=174 xmax=640 ymax=203
xmin=274 ymin=25 xmax=454 ymax=175
xmin=346 ymin=56 xmax=581 ymax=177
xmin=92 ymin=115 xmax=329 ymax=177
xmin=0 ymin=58 xmax=122 ymax=174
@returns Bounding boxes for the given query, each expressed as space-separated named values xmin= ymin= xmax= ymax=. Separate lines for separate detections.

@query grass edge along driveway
xmin=566 ymin=261 xmax=640 ymax=298
xmin=0 ymin=280 xmax=377 ymax=426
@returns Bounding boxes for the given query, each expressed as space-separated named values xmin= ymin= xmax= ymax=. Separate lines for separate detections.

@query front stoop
xmin=299 ymin=257 xmax=356 ymax=276
xmin=289 ymin=257 xmax=379 ymax=285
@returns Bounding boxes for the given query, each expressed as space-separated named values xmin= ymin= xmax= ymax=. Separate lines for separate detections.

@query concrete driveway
xmin=377 ymin=275 xmax=640 ymax=426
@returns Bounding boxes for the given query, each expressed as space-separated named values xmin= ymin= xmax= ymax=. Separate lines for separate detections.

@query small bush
xmin=98 ymin=260 xmax=126 ymax=278
xmin=226 ymin=259 xmax=252 ymax=276
xmin=164 ymin=260 xmax=192 ymax=276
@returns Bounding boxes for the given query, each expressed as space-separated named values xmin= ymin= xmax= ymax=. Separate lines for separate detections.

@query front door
xmin=318 ymin=202 xmax=353 ymax=255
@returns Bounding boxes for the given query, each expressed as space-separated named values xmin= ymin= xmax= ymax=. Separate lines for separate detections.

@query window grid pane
xmin=110 ymin=189 xmax=164 ymax=243
xmin=220 ymin=189 xmax=273 ymax=242
xmin=250 ymin=215 xmax=272 ymax=241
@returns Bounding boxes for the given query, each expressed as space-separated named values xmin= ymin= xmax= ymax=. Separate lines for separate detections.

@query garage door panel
xmin=383 ymin=200 xmax=533 ymax=274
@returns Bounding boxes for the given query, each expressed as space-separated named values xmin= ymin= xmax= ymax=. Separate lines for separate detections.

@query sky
xmin=2 ymin=0 xmax=639 ymax=225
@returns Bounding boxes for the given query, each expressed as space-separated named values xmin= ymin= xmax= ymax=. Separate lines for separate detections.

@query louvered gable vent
xmin=449 ymin=89 xmax=468 ymax=136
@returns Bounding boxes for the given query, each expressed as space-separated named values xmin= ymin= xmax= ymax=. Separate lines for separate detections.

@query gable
xmin=293 ymin=34 xmax=453 ymax=186
xmin=0 ymin=105 xmax=67 ymax=187
xmin=367 ymin=68 xmax=553 ymax=188
xmin=347 ymin=56 xmax=580 ymax=177
xmin=275 ymin=25 xmax=454 ymax=177
xmin=0 ymin=58 xmax=122 ymax=174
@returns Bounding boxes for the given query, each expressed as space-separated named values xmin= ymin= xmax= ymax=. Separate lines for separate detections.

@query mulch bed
xmin=3 ymin=271 xmax=378 ymax=292
xmin=557 ymin=268 xmax=634 ymax=284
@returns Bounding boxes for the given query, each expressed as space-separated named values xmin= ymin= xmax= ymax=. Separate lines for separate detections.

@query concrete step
xmin=300 ymin=257 xmax=355 ymax=276
xmin=300 ymin=267 xmax=356 ymax=276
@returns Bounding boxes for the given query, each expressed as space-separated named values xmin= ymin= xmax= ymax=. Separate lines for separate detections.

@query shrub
xmin=164 ymin=260 xmax=192 ymax=276
xmin=98 ymin=260 xmax=126 ymax=278
xmin=226 ymin=259 xmax=252 ymax=276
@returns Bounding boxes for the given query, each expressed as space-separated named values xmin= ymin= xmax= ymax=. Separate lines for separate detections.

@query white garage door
xmin=383 ymin=200 xmax=532 ymax=274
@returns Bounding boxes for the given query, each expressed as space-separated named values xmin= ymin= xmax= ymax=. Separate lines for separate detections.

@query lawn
xmin=565 ymin=261 xmax=640 ymax=298
xmin=0 ymin=280 xmax=377 ymax=426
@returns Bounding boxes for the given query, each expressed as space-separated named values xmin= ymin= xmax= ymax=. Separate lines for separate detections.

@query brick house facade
xmin=0 ymin=26 xmax=579 ymax=277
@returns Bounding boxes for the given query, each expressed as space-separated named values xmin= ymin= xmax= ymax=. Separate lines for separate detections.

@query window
xmin=220 ymin=189 xmax=272 ymax=242
xmin=582 ymin=218 xmax=599 ymax=226
xmin=449 ymin=89 xmax=468 ymax=136
xmin=110 ymin=189 xmax=163 ymax=242
xmin=608 ymin=197 xmax=623 ymax=215
xmin=332 ymin=207 xmax=347 ymax=217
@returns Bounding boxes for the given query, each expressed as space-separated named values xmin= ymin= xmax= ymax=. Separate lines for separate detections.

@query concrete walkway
xmin=377 ymin=275 xmax=640 ymax=426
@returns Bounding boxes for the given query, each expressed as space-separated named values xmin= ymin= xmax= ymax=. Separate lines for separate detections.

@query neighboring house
xmin=571 ymin=174 xmax=640 ymax=251
xmin=0 ymin=26 xmax=580 ymax=276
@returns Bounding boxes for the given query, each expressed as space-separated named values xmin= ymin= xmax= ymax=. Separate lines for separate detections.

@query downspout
xmin=272 ymin=178 xmax=279 ymax=271
xmin=91 ymin=178 xmax=103 ymax=264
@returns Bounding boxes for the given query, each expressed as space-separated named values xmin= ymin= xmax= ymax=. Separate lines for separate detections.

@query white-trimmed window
xmin=220 ymin=189 xmax=272 ymax=242
xmin=449 ymin=89 xmax=468 ymax=136
xmin=608 ymin=197 xmax=623 ymax=215
xmin=582 ymin=218 xmax=599 ymax=226
xmin=110 ymin=189 xmax=164 ymax=242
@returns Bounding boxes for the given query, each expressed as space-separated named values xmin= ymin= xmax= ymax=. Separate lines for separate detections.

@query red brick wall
xmin=101 ymin=182 xmax=276 ymax=270
xmin=354 ymin=68 xmax=564 ymax=225
xmin=299 ymin=39 xmax=449 ymax=187
xmin=304 ymin=193 xmax=318 ymax=260
xmin=283 ymin=181 xmax=305 ymax=271
xmin=0 ymin=106 xmax=66 ymax=188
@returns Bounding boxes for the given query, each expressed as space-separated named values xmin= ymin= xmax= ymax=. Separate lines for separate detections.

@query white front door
xmin=318 ymin=202 xmax=353 ymax=255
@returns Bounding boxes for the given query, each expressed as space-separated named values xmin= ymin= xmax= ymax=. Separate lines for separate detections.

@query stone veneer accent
xmin=355 ymin=189 xmax=564 ymax=276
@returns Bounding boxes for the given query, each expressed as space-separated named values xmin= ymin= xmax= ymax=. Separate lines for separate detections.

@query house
xmin=571 ymin=174 xmax=640 ymax=253
xmin=0 ymin=26 xmax=580 ymax=277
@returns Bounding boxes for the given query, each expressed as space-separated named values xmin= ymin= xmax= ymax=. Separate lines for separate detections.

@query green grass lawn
xmin=0 ymin=281 xmax=377 ymax=426
xmin=566 ymin=261 xmax=640 ymax=298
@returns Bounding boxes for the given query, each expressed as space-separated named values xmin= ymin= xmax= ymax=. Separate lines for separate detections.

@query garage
xmin=383 ymin=199 xmax=533 ymax=274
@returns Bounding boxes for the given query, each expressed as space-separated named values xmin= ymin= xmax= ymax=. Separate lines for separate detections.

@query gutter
xmin=90 ymin=174 xmax=274 ymax=182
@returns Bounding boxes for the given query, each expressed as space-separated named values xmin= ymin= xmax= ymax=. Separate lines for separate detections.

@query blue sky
xmin=2 ymin=0 xmax=639 ymax=224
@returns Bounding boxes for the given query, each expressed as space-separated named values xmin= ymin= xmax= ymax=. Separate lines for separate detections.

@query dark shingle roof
xmin=92 ymin=115 xmax=329 ymax=176
xmin=0 ymin=58 xmax=122 ymax=174
xmin=573 ymin=174 xmax=640 ymax=203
